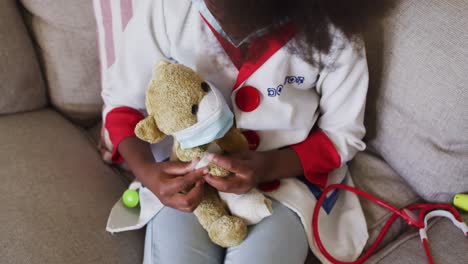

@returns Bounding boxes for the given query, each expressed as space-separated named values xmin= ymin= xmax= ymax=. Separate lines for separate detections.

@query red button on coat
xmin=235 ymin=86 xmax=261 ymax=112
xmin=242 ymin=130 xmax=261 ymax=151
xmin=258 ymin=180 xmax=281 ymax=192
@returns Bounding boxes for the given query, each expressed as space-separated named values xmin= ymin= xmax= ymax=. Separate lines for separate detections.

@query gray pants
xmin=143 ymin=200 xmax=309 ymax=264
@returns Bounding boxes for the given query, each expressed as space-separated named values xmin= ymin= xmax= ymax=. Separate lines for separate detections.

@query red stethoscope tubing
xmin=422 ymin=238 xmax=435 ymax=264
xmin=312 ymin=184 xmax=466 ymax=264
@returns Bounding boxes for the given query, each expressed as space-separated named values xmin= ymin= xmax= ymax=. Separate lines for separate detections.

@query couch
xmin=1 ymin=0 xmax=467 ymax=263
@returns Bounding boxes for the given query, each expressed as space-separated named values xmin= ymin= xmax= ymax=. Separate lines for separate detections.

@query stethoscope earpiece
xmin=453 ymin=193 xmax=468 ymax=212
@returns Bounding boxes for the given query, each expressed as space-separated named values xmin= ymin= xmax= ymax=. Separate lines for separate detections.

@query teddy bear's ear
xmin=157 ymin=60 xmax=170 ymax=68
xmin=135 ymin=116 xmax=166 ymax=144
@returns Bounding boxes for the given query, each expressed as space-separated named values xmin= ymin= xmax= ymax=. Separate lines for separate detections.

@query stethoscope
xmin=313 ymin=184 xmax=468 ymax=264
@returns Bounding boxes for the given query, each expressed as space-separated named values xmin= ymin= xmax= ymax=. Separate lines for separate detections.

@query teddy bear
xmin=134 ymin=60 xmax=273 ymax=247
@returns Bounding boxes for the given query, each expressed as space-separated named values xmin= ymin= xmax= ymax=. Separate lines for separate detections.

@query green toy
xmin=453 ymin=194 xmax=468 ymax=212
xmin=123 ymin=189 xmax=140 ymax=208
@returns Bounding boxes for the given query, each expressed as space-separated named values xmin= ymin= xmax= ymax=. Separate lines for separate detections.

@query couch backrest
xmin=363 ymin=0 xmax=468 ymax=202
xmin=20 ymin=0 xmax=102 ymax=127
xmin=0 ymin=0 xmax=47 ymax=115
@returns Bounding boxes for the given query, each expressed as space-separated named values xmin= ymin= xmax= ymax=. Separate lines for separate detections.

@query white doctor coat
xmin=100 ymin=0 xmax=369 ymax=262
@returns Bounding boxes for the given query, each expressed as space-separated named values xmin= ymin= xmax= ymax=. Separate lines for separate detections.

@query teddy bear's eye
xmin=191 ymin=104 xmax=199 ymax=115
xmin=201 ymin=82 xmax=211 ymax=92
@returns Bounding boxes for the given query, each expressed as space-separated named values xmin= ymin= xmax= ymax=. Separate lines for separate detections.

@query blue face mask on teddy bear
xmin=173 ymin=82 xmax=234 ymax=150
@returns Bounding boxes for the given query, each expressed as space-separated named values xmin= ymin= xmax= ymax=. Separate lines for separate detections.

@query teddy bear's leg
xmin=193 ymin=185 xmax=247 ymax=248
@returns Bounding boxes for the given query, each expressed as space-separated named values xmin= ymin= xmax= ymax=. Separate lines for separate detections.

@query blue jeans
xmin=143 ymin=200 xmax=309 ymax=264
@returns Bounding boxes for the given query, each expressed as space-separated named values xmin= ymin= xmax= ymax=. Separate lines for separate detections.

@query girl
xmin=102 ymin=0 xmax=370 ymax=263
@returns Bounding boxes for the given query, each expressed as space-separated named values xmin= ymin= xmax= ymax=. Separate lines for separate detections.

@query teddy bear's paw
xmin=208 ymin=215 xmax=247 ymax=248
xmin=208 ymin=164 xmax=230 ymax=177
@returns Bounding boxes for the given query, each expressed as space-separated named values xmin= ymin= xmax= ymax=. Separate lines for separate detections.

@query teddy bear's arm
xmin=174 ymin=140 xmax=229 ymax=177
xmin=173 ymin=140 xmax=208 ymax=162
xmin=215 ymin=127 xmax=249 ymax=154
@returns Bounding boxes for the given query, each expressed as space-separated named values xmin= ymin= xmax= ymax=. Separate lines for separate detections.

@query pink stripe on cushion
xmin=121 ymin=0 xmax=133 ymax=29
xmin=100 ymin=0 xmax=115 ymax=68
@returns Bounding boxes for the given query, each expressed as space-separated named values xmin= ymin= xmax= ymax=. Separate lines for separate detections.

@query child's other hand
xmin=139 ymin=160 xmax=207 ymax=213
xmin=203 ymin=148 xmax=303 ymax=194
xmin=203 ymin=151 xmax=274 ymax=194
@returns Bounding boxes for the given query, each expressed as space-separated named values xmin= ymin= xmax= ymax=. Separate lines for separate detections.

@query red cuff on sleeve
xmin=105 ymin=107 xmax=145 ymax=163
xmin=290 ymin=130 xmax=341 ymax=189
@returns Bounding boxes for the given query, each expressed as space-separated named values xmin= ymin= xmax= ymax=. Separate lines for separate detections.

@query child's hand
xmin=203 ymin=151 xmax=273 ymax=194
xmin=139 ymin=160 xmax=207 ymax=212
xmin=203 ymin=148 xmax=304 ymax=194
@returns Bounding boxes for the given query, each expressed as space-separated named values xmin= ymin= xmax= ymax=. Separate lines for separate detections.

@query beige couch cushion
xmin=19 ymin=0 xmax=102 ymax=126
xmin=350 ymin=151 xmax=421 ymax=250
xmin=0 ymin=0 xmax=47 ymax=114
xmin=364 ymin=0 xmax=468 ymax=202
xmin=0 ymin=110 xmax=143 ymax=263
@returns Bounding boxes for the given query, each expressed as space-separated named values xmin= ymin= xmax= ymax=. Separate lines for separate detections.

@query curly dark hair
xmin=210 ymin=0 xmax=395 ymax=66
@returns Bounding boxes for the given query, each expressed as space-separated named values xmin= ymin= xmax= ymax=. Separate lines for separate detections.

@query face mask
xmin=193 ymin=0 xmax=253 ymax=47
xmin=173 ymin=83 xmax=234 ymax=150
